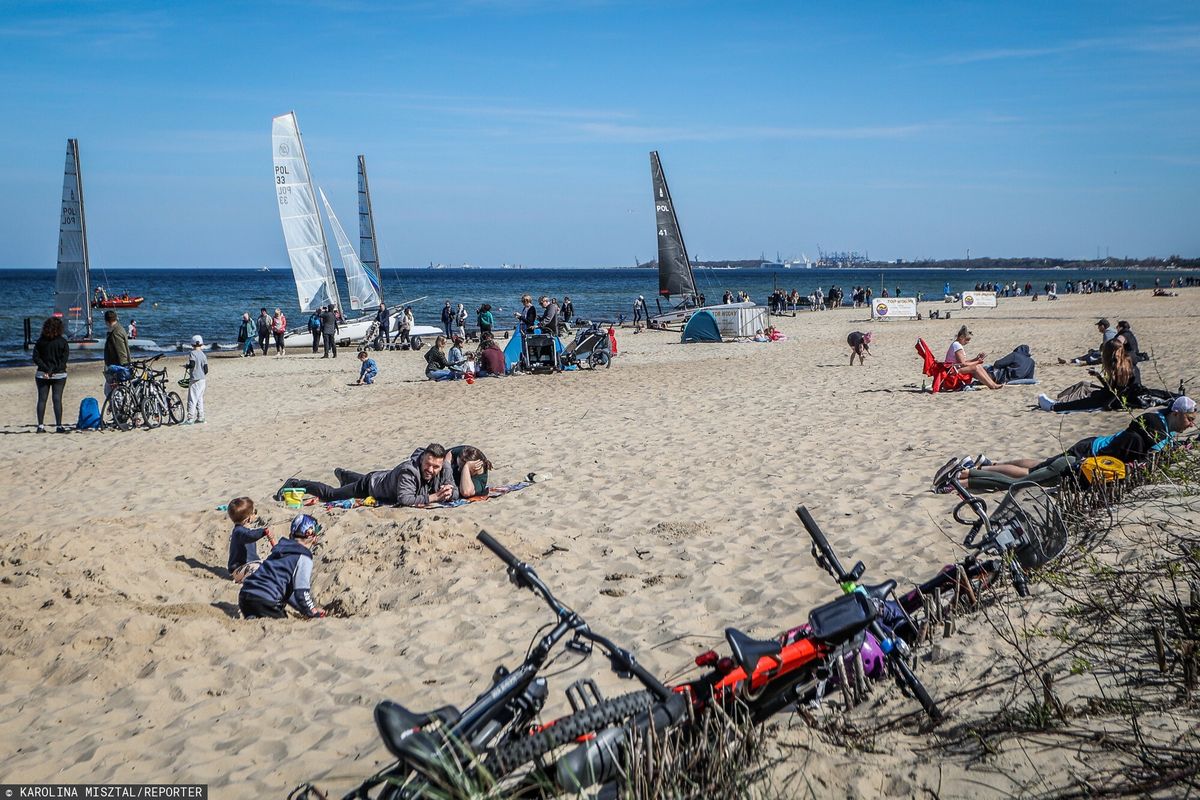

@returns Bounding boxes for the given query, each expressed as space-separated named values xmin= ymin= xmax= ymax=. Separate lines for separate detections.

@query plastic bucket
xmin=283 ymin=488 xmax=305 ymax=508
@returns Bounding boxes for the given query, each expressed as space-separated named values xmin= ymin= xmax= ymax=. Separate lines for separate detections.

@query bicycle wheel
xmin=485 ymin=690 xmax=656 ymax=779
xmin=889 ymin=655 xmax=941 ymax=722
xmin=102 ymin=385 xmax=135 ymax=431
xmin=166 ymin=392 xmax=185 ymax=425
xmin=141 ymin=385 xmax=167 ymax=429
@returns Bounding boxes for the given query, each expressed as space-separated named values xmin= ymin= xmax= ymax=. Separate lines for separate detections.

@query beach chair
xmin=916 ymin=338 xmax=973 ymax=393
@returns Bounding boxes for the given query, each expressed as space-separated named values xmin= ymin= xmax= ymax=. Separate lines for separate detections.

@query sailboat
xmin=273 ymin=113 xmax=437 ymax=345
xmin=53 ymin=139 xmax=155 ymax=350
xmin=647 ymin=151 xmax=755 ymax=327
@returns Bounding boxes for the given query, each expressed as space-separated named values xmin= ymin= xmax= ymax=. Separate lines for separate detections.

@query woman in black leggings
xmin=33 ymin=316 xmax=70 ymax=433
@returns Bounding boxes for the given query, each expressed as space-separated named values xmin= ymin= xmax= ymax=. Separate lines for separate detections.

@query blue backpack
xmin=77 ymin=397 xmax=101 ymax=430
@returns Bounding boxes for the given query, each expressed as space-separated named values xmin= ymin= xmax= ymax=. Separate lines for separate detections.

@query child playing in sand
xmin=356 ymin=350 xmax=378 ymax=385
xmin=226 ymin=496 xmax=276 ymax=582
xmin=238 ymin=514 xmax=327 ymax=619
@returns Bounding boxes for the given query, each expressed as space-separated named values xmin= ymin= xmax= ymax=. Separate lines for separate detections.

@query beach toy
xmin=283 ymin=487 xmax=306 ymax=508
xmin=1080 ymin=455 xmax=1126 ymax=484
xmin=465 ymin=373 xmax=475 ymax=384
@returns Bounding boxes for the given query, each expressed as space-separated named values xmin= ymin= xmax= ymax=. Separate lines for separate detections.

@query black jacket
xmin=989 ymin=345 xmax=1035 ymax=383
xmin=320 ymin=309 xmax=338 ymax=334
xmin=33 ymin=335 xmax=69 ymax=375
xmin=424 ymin=347 xmax=449 ymax=374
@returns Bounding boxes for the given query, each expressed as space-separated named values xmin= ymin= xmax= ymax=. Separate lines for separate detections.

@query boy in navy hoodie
xmin=238 ymin=514 xmax=327 ymax=619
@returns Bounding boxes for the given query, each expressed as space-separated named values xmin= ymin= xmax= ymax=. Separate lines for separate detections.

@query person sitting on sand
xmin=425 ymin=336 xmax=454 ymax=381
xmin=847 ymin=331 xmax=872 ymax=365
xmin=752 ymin=329 xmax=769 ymax=342
xmin=278 ymin=444 xmax=459 ymax=507
xmin=356 ymin=350 xmax=378 ymax=385
xmin=945 ymin=325 xmax=1002 ymax=389
xmin=477 ymin=334 xmax=507 ymax=377
xmin=226 ymin=496 xmax=276 ymax=582
xmin=1061 ymin=318 xmax=1117 ymax=366
xmin=943 ymin=396 xmax=1196 ymax=491
xmin=450 ymin=445 xmax=492 ymax=498
xmin=238 ymin=514 xmax=326 ymax=619
xmin=1038 ymin=338 xmax=1142 ymax=413
xmin=447 ymin=335 xmax=469 ymax=378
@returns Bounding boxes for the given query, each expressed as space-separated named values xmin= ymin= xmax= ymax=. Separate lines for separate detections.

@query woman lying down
xmin=938 ymin=396 xmax=1195 ymax=492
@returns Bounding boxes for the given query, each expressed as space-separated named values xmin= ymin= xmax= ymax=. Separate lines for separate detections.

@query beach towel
xmin=310 ymin=482 xmax=534 ymax=510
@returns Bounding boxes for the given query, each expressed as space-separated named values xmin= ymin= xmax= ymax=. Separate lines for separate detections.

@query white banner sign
xmin=961 ymin=291 xmax=997 ymax=309
xmin=871 ymin=297 xmax=918 ymax=319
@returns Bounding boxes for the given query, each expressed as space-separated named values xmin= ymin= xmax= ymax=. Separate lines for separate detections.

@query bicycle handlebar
xmin=478 ymin=530 xmax=521 ymax=570
xmin=796 ymin=505 xmax=849 ymax=580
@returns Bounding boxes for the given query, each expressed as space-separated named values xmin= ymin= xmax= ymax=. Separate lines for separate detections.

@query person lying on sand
xmin=945 ymin=325 xmax=1002 ymax=389
xmin=238 ymin=514 xmax=326 ymax=619
xmin=277 ymin=444 xmax=459 ymax=507
xmin=940 ymin=397 xmax=1195 ymax=491
xmin=226 ymin=496 xmax=275 ymax=583
xmin=450 ymin=445 xmax=491 ymax=498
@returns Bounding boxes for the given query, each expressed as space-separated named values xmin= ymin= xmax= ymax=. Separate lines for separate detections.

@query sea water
xmin=2 ymin=265 xmax=1196 ymax=368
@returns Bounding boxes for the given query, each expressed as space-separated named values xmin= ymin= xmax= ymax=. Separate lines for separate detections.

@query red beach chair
xmin=916 ymin=338 xmax=974 ymax=393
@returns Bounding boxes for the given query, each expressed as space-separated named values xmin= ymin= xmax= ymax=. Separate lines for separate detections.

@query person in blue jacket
xmin=356 ymin=350 xmax=378 ymax=385
xmin=238 ymin=514 xmax=327 ymax=619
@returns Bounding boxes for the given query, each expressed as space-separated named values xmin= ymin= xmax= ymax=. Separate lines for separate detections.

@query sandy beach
xmin=2 ymin=289 xmax=1197 ymax=797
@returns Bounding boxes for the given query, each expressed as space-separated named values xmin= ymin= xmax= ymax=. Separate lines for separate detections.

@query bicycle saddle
xmin=863 ymin=580 xmax=897 ymax=601
xmin=724 ymin=627 xmax=782 ymax=676
xmin=374 ymin=701 xmax=461 ymax=763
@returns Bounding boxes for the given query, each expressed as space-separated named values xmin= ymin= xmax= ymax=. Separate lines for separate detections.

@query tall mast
xmin=54 ymin=139 xmax=92 ymax=339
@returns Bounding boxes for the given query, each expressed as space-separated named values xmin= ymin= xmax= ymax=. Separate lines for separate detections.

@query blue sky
xmin=1 ymin=0 xmax=1197 ymax=268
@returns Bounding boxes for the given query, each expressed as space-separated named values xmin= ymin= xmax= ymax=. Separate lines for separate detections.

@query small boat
xmin=91 ymin=289 xmax=145 ymax=309
xmin=54 ymin=140 xmax=156 ymax=348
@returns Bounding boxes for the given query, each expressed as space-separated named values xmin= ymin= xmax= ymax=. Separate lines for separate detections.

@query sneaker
xmin=55 ymin=426 xmax=69 ymax=434
xmin=1037 ymin=393 xmax=1055 ymax=412
xmin=182 ymin=418 xmax=194 ymax=426
xmin=974 ymin=453 xmax=993 ymax=467
xmin=195 ymin=418 xmax=206 ymax=424
xmin=333 ymin=467 xmax=349 ymax=486
xmin=36 ymin=424 xmax=46 ymax=433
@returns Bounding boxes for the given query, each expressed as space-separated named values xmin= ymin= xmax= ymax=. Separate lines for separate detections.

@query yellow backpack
xmin=1080 ymin=455 xmax=1126 ymax=484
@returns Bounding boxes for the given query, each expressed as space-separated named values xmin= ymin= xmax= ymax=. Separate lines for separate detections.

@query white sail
xmin=54 ymin=139 xmax=91 ymax=340
xmin=320 ymin=188 xmax=380 ymax=311
xmin=357 ymin=155 xmax=384 ymax=302
xmin=272 ymin=112 xmax=341 ymax=312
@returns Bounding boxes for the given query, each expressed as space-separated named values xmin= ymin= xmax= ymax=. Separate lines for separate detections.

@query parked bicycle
xmin=101 ymin=354 xmax=184 ymax=430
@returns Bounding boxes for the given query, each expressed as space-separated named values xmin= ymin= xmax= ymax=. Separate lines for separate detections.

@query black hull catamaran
xmin=647 ymin=151 xmax=755 ymax=327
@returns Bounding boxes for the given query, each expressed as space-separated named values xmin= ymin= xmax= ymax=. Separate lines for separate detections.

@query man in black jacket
xmin=103 ymin=310 xmax=130 ymax=397
xmin=276 ymin=444 xmax=459 ymax=507
xmin=376 ymin=303 xmax=391 ymax=345
xmin=320 ymin=305 xmax=339 ymax=358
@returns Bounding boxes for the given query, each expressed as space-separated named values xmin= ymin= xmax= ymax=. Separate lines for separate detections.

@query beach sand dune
xmin=1 ymin=291 xmax=1197 ymax=796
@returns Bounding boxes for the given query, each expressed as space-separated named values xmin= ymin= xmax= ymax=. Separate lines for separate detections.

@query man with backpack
xmin=308 ymin=309 xmax=322 ymax=353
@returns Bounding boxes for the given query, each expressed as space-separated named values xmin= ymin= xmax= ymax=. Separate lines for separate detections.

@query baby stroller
xmin=521 ymin=332 xmax=561 ymax=374
xmin=560 ymin=321 xmax=613 ymax=369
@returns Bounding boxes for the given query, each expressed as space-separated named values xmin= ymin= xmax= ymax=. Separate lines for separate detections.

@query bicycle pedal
xmin=564 ymin=678 xmax=604 ymax=713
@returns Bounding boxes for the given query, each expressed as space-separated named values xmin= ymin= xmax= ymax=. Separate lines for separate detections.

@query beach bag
xmin=1080 ymin=456 xmax=1126 ymax=485
xmin=1056 ymin=381 xmax=1095 ymax=403
xmin=77 ymin=397 xmax=101 ymax=430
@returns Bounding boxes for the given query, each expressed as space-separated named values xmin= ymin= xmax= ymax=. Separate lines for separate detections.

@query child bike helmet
xmin=291 ymin=514 xmax=321 ymax=538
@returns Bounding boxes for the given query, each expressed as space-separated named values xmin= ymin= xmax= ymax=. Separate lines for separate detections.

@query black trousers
xmin=238 ymin=593 xmax=287 ymax=619
xmin=323 ymin=332 xmax=337 ymax=357
xmin=311 ymin=330 xmax=321 ymax=353
xmin=258 ymin=332 xmax=271 ymax=354
xmin=286 ymin=473 xmax=371 ymax=501
xmin=274 ymin=332 xmax=285 ymax=352
xmin=36 ymin=376 xmax=66 ymax=426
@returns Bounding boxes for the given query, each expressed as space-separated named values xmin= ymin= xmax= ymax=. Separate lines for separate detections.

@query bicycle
xmin=101 ymin=355 xmax=184 ymax=430
xmin=339 ymin=531 xmax=686 ymax=800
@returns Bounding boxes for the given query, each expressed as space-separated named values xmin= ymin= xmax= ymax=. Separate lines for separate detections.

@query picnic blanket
xmin=314 ymin=481 xmax=534 ymax=510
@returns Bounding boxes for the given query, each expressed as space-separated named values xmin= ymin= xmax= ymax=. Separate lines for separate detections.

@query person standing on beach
xmin=256 ymin=308 xmax=272 ymax=355
xmin=441 ymin=301 xmax=454 ymax=336
xmin=538 ymin=296 xmax=560 ymax=333
xmin=320 ymin=304 xmax=339 ymax=358
xmin=239 ymin=313 xmax=256 ymax=357
xmin=515 ymin=294 xmax=537 ymax=333
xmin=632 ymin=295 xmax=645 ymax=332
xmin=271 ymin=308 xmax=287 ymax=355
xmin=32 ymin=316 xmax=69 ymax=433
xmin=308 ymin=309 xmax=322 ymax=353
xmin=477 ymin=303 xmax=494 ymax=337
xmin=183 ymin=335 xmax=208 ymax=424
xmin=375 ymin=303 xmax=391 ymax=346
xmin=561 ymin=296 xmax=574 ymax=329
xmin=400 ymin=306 xmax=414 ymax=349
xmin=103 ymin=309 xmax=130 ymax=396
xmin=455 ymin=303 xmax=468 ymax=339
